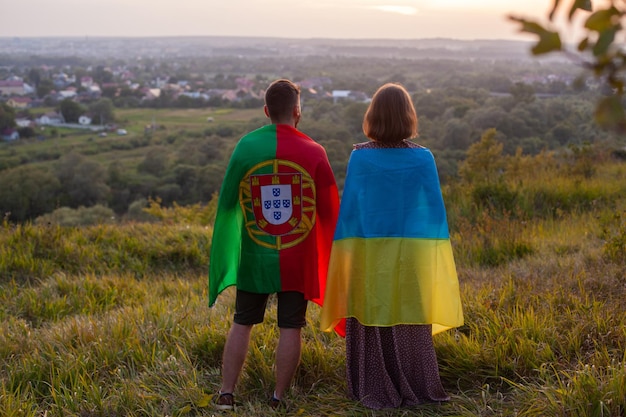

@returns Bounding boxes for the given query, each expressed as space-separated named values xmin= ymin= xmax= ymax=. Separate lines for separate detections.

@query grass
xmin=119 ymin=107 xmax=255 ymax=124
xmin=1 ymin=158 xmax=625 ymax=416
xmin=0 ymin=107 xmax=258 ymax=173
xmin=1 ymin=211 xmax=625 ymax=416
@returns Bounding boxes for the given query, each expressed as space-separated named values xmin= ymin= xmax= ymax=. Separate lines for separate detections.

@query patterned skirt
xmin=345 ymin=318 xmax=450 ymax=409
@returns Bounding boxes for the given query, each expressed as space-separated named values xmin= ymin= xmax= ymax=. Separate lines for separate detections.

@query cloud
xmin=371 ymin=5 xmax=419 ymax=15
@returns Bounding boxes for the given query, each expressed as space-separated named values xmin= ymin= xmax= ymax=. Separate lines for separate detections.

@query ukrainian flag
xmin=320 ymin=146 xmax=464 ymax=336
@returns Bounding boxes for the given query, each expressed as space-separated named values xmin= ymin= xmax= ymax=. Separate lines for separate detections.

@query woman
xmin=321 ymin=83 xmax=464 ymax=409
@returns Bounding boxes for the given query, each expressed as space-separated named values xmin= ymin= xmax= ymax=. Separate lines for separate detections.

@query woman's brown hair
xmin=362 ymin=83 xmax=418 ymax=143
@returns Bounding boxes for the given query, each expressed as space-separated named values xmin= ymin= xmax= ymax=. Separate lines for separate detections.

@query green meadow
xmin=2 ymin=138 xmax=625 ymax=416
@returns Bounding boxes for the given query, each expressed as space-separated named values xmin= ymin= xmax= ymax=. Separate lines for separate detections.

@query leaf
xmin=569 ymin=0 xmax=593 ymax=20
xmin=584 ymin=7 xmax=621 ymax=32
xmin=595 ymin=95 xmax=626 ymax=132
xmin=508 ymin=17 xmax=547 ymax=35
xmin=508 ymin=17 xmax=563 ymax=54
xmin=592 ymin=26 xmax=618 ymax=56
xmin=532 ymin=31 xmax=563 ymax=55
xmin=578 ymin=37 xmax=590 ymax=52
xmin=549 ymin=0 xmax=562 ymax=21
xmin=176 ymin=405 xmax=192 ymax=415
xmin=197 ymin=393 xmax=213 ymax=408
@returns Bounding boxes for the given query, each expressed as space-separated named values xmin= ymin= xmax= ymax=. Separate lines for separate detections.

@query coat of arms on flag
xmin=239 ymin=159 xmax=316 ymax=250
xmin=250 ymin=172 xmax=302 ymax=236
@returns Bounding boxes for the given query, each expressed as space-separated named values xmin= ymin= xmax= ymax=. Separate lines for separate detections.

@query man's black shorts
xmin=233 ymin=289 xmax=308 ymax=328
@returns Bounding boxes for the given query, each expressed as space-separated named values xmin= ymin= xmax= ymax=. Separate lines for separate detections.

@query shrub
xmin=600 ymin=212 xmax=626 ymax=264
xmin=471 ymin=183 xmax=518 ymax=213
xmin=35 ymin=205 xmax=116 ymax=227
xmin=453 ymin=209 xmax=534 ymax=267
xmin=611 ymin=148 xmax=626 ymax=160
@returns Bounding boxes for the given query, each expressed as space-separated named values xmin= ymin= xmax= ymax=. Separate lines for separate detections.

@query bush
xmin=611 ymin=148 xmax=626 ymax=161
xmin=471 ymin=183 xmax=518 ymax=213
xmin=529 ymin=187 xmax=604 ymax=217
xmin=126 ymin=199 xmax=157 ymax=222
xmin=599 ymin=212 xmax=626 ymax=264
xmin=35 ymin=205 xmax=116 ymax=227
xmin=453 ymin=209 xmax=534 ymax=267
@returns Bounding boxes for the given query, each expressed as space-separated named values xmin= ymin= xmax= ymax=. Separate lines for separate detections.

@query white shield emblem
xmin=261 ymin=184 xmax=292 ymax=225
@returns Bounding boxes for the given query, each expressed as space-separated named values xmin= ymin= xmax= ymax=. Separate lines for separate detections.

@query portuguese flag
xmin=209 ymin=124 xmax=340 ymax=307
xmin=320 ymin=146 xmax=464 ymax=336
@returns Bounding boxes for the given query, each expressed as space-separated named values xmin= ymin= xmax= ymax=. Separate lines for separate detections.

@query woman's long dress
xmin=346 ymin=318 xmax=449 ymax=409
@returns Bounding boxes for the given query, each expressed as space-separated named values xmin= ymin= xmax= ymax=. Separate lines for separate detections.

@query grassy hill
xmin=1 ymin=149 xmax=625 ymax=415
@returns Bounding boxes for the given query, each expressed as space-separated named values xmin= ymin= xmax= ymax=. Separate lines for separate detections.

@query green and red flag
xmin=209 ymin=124 xmax=339 ymax=307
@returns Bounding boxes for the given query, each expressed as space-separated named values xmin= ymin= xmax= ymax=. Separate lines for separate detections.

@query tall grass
xmin=1 ymin=157 xmax=625 ymax=416
xmin=0 ymin=221 xmax=211 ymax=283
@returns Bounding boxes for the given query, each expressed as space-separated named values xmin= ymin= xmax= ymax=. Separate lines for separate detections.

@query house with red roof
xmin=0 ymin=80 xmax=32 ymax=96
xmin=7 ymin=96 xmax=32 ymax=109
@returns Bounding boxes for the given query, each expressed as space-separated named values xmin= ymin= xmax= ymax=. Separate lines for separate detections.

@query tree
xmin=459 ymin=128 xmax=506 ymax=185
xmin=93 ymin=65 xmax=114 ymax=84
xmin=27 ymin=68 xmax=41 ymax=88
xmin=17 ymin=126 xmax=36 ymax=139
xmin=0 ymin=103 xmax=16 ymax=132
xmin=0 ymin=165 xmax=61 ymax=222
xmin=55 ymin=152 xmax=110 ymax=208
xmin=509 ymin=82 xmax=536 ymax=105
xmin=88 ymin=98 xmax=115 ymax=125
xmin=138 ymin=148 xmax=169 ymax=177
xmin=509 ymin=0 xmax=626 ymax=132
xmin=342 ymin=102 xmax=369 ymax=134
xmin=441 ymin=119 xmax=473 ymax=150
xmin=36 ymin=78 xmax=54 ymax=99
xmin=58 ymin=98 xmax=86 ymax=123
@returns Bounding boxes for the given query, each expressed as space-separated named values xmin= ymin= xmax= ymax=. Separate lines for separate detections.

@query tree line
xmin=1 ymin=53 xmax=625 ymax=223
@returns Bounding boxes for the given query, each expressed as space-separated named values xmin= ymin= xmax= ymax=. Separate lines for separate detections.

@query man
xmin=209 ymin=79 xmax=340 ymax=410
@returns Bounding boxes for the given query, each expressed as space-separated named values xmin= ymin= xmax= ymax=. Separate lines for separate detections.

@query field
xmin=0 ymin=107 xmax=258 ymax=169
xmin=1 ymin=147 xmax=625 ymax=416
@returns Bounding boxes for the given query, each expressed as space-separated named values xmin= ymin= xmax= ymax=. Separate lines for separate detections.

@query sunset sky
xmin=1 ymin=0 xmax=564 ymax=40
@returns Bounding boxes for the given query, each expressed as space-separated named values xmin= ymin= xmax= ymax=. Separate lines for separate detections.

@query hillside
xmin=1 ymin=151 xmax=624 ymax=415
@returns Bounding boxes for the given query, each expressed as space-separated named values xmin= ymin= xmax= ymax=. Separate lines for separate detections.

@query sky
xmin=0 ymin=0 xmax=562 ymax=40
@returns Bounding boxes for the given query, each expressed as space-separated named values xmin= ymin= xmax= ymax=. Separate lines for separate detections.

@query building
xmin=78 ymin=115 xmax=92 ymax=125
xmin=6 ymin=96 xmax=32 ymax=109
xmin=37 ymin=112 xmax=64 ymax=126
xmin=0 ymin=80 xmax=33 ymax=96
xmin=1 ymin=128 xmax=19 ymax=141
xmin=332 ymin=90 xmax=369 ymax=103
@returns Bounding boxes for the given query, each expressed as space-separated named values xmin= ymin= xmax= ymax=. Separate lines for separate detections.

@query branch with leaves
xmin=509 ymin=0 xmax=626 ymax=133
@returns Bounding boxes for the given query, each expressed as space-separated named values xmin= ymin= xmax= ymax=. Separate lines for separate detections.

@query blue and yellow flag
xmin=320 ymin=146 xmax=463 ymax=336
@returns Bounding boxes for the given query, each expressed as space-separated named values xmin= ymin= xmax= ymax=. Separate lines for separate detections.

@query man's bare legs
xmin=220 ymin=322 xmax=253 ymax=394
xmin=219 ymin=323 xmax=302 ymax=401
xmin=274 ymin=327 xmax=302 ymax=400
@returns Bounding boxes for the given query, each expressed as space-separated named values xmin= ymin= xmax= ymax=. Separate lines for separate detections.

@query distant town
xmin=0 ymin=36 xmax=588 ymax=142
xmin=1 ymin=36 xmax=543 ymax=60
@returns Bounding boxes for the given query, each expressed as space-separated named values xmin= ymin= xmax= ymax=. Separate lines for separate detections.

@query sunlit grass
xmin=1 ymin=159 xmax=625 ymax=416
xmin=119 ymin=108 xmax=257 ymax=126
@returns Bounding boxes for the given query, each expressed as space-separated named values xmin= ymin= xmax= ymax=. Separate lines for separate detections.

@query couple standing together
xmin=209 ymin=79 xmax=464 ymax=411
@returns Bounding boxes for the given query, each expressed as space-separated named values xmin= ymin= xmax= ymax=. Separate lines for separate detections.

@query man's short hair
xmin=265 ymin=79 xmax=300 ymax=122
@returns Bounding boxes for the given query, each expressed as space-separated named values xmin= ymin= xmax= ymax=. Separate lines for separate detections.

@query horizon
xmin=1 ymin=34 xmax=533 ymax=42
